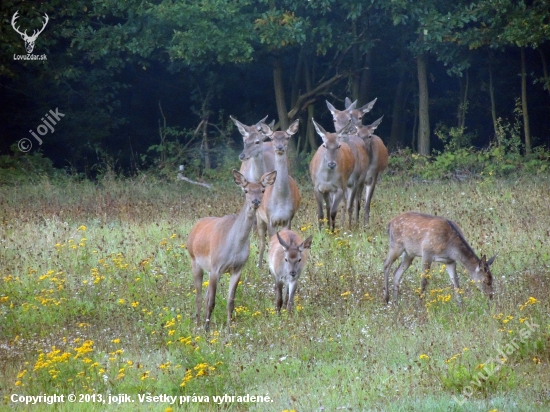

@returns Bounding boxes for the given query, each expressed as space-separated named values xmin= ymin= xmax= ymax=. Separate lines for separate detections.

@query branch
xmin=177 ymin=166 xmax=212 ymax=189
xmin=287 ymin=73 xmax=346 ymax=119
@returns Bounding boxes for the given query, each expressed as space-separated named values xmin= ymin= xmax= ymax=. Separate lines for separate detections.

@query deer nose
xmin=239 ymin=153 xmax=247 ymax=161
xmin=252 ymin=199 xmax=261 ymax=208
xmin=290 ymin=271 xmax=297 ymax=278
xmin=328 ymin=161 xmax=337 ymax=169
xmin=276 ymin=145 xmax=285 ymax=152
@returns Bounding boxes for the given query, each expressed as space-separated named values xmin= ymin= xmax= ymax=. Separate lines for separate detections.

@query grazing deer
xmin=383 ymin=212 xmax=496 ymax=304
xmin=231 ymin=115 xmax=276 ymax=183
xmin=187 ymin=169 xmax=277 ymax=331
xmin=354 ymin=116 xmax=388 ymax=224
xmin=327 ymin=98 xmax=377 ymax=131
xmin=268 ymin=230 xmax=313 ymax=313
xmin=256 ymin=119 xmax=301 ymax=267
xmin=310 ymin=119 xmax=355 ymax=230
xmin=326 ymin=101 xmax=369 ymax=226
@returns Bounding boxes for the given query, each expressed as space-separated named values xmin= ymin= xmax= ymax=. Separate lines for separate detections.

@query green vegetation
xmin=1 ymin=170 xmax=549 ymax=411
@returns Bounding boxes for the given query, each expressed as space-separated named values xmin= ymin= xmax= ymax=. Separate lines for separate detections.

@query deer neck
xmin=273 ymin=152 xmax=290 ymax=196
xmin=227 ymin=201 xmax=256 ymax=247
xmin=452 ymin=241 xmax=480 ymax=276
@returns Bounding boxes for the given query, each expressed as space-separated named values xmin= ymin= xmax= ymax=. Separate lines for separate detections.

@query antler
xmin=28 ymin=13 xmax=49 ymax=41
xmin=11 ymin=11 xmax=27 ymax=37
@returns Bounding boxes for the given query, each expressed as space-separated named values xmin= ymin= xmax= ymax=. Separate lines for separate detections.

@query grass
xmin=0 ymin=172 xmax=549 ymax=411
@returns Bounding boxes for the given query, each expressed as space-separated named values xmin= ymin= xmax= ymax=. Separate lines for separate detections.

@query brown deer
xmin=327 ymin=98 xmax=377 ymax=131
xmin=354 ymin=116 xmax=388 ymax=224
xmin=187 ymin=169 xmax=277 ymax=331
xmin=326 ymin=101 xmax=369 ymax=226
xmin=310 ymin=119 xmax=355 ymax=230
xmin=231 ymin=115 xmax=276 ymax=183
xmin=268 ymin=230 xmax=313 ymax=313
xmin=383 ymin=212 xmax=496 ymax=304
xmin=256 ymin=119 xmax=301 ymax=267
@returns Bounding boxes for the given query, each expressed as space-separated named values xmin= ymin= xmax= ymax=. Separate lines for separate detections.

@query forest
xmin=1 ymin=0 xmax=550 ymax=178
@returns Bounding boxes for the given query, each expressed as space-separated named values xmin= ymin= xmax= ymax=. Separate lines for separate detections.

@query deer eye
xmin=255 ymin=140 xmax=260 ymax=144
xmin=338 ymin=144 xmax=341 ymax=149
xmin=261 ymin=189 xmax=265 ymax=193
xmin=244 ymin=190 xmax=248 ymax=193
xmin=322 ymin=144 xmax=326 ymax=148
xmin=298 ymin=258 xmax=301 ymax=262
xmin=285 ymin=258 xmax=288 ymax=262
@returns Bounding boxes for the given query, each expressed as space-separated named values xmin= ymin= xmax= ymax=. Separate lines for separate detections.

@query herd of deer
xmin=187 ymin=98 xmax=496 ymax=331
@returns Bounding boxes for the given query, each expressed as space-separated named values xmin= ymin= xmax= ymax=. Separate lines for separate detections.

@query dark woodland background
xmin=1 ymin=0 xmax=549 ymax=177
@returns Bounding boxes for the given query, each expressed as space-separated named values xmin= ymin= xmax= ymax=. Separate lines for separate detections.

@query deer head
xmin=11 ymin=11 xmax=49 ymax=54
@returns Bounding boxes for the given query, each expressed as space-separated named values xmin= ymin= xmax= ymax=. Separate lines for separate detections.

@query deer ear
xmin=311 ymin=118 xmax=326 ymax=138
xmin=260 ymin=170 xmax=277 ymax=187
xmin=337 ymin=119 xmax=353 ymax=136
xmin=326 ymin=101 xmax=337 ymax=115
xmin=287 ymin=119 xmax=300 ymax=136
xmin=359 ymin=98 xmax=377 ymax=114
xmin=346 ymin=100 xmax=357 ymax=111
xmin=260 ymin=122 xmax=273 ymax=137
xmin=369 ymin=115 xmax=384 ymax=131
xmin=256 ymin=115 xmax=269 ymax=130
xmin=230 ymin=116 xmax=249 ymax=138
xmin=300 ymin=235 xmax=313 ymax=251
xmin=276 ymin=231 xmax=290 ymax=250
xmin=344 ymin=97 xmax=353 ymax=109
xmin=487 ymin=254 xmax=497 ymax=266
xmin=232 ymin=169 xmax=248 ymax=187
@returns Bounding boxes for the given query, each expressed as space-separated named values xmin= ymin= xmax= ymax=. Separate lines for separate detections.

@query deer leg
xmin=420 ymin=256 xmax=433 ymax=294
xmin=314 ymin=190 xmax=325 ymax=228
xmin=346 ymin=186 xmax=356 ymax=228
xmin=445 ymin=262 xmax=463 ymax=304
xmin=324 ymin=192 xmax=332 ymax=229
xmin=275 ymin=281 xmax=284 ymax=314
xmin=392 ymin=254 xmax=414 ymax=303
xmin=286 ymin=280 xmax=297 ymax=313
xmin=204 ymin=273 xmax=219 ymax=332
xmin=355 ymin=182 xmax=364 ymax=226
xmin=257 ymin=217 xmax=268 ymax=268
xmin=383 ymin=248 xmax=401 ymax=303
xmin=332 ymin=188 xmax=345 ymax=230
xmin=227 ymin=270 xmax=242 ymax=330
xmin=191 ymin=260 xmax=204 ymax=327
xmin=363 ymin=174 xmax=377 ymax=225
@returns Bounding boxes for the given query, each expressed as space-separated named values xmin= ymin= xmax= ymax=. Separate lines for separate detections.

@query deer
xmin=353 ymin=116 xmax=388 ymax=224
xmin=383 ymin=212 xmax=496 ymax=304
xmin=326 ymin=101 xmax=369 ymax=226
xmin=256 ymin=119 xmax=301 ymax=268
xmin=268 ymin=230 xmax=313 ymax=313
xmin=187 ymin=169 xmax=277 ymax=331
xmin=231 ymin=115 xmax=276 ymax=183
xmin=327 ymin=98 xmax=377 ymax=131
xmin=310 ymin=119 xmax=355 ymax=230
xmin=11 ymin=11 xmax=49 ymax=54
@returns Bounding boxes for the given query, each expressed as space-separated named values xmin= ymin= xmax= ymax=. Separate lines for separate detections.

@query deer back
xmin=356 ymin=117 xmax=388 ymax=175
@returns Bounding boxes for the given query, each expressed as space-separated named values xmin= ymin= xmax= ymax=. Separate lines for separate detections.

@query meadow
xmin=0 ymin=171 xmax=549 ymax=411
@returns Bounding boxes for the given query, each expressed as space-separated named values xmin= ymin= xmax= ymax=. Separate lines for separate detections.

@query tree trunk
xmin=521 ymin=47 xmax=531 ymax=155
xmin=358 ymin=50 xmax=372 ymax=107
xmin=457 ymin=70 xmax=469 ymax=129
xmin=273 ymin=56 xmax=297 ymax=169
xmin=202 ymin=117 xmax=210 ymax=169
xmin=389 ymin=68 xmax=406 ymax=150
xmin=538 ymin=48 xmax=550 ymax=97
xmin=416 ymin=52 xmax=430 ymax=155
xmin=304 ymin=57 xmax=317 ymax=152
xmin=488 ymin=63 xmax=498 ymax=140
xmin=351 ymin=21 xmax=360 ymax=103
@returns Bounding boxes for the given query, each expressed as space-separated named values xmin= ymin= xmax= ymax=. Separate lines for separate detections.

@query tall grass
xmin=1 ymin=173 xmax=549 ymax=411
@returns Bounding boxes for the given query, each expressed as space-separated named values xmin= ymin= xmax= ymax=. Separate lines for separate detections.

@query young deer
xmin=268 ymin=230 xmax=313 ymax=313
xmin=354 ymin=116 xmax=388 ymax=224
xmin=231 ymin=115 xmax=276 ymax=183
xmin=327 ymin=98 xmax=377 ymax=131
xmin=310 ymin=119 xmax=355 ymax=230
xmin=256 ymin=119 xmax=301 ymax=268
xmin=383 ymin=212 xmax=496 ymax=304
xmin=326 ymin=100 xmax=369 ymax=226
xmin=187 ymin=169 xmax=277 ymax=331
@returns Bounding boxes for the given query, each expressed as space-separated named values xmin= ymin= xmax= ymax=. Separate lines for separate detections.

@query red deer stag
xmin=256 ymin=119 xmax=301 ymax=267
xmin=383 ymin=212 xmax=496 ymax=304
xmin=231 ymin=115 xmax=276 ymax=183
xmin=187 ymin=169 xmax=277 ymax=331
xmin=354 ymin=116 xmax=388 ymax=224
xmin=310 ymin=119 xmax=355 ymax=230
xmin=268 ymin=230 xmax=313 ymax=313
